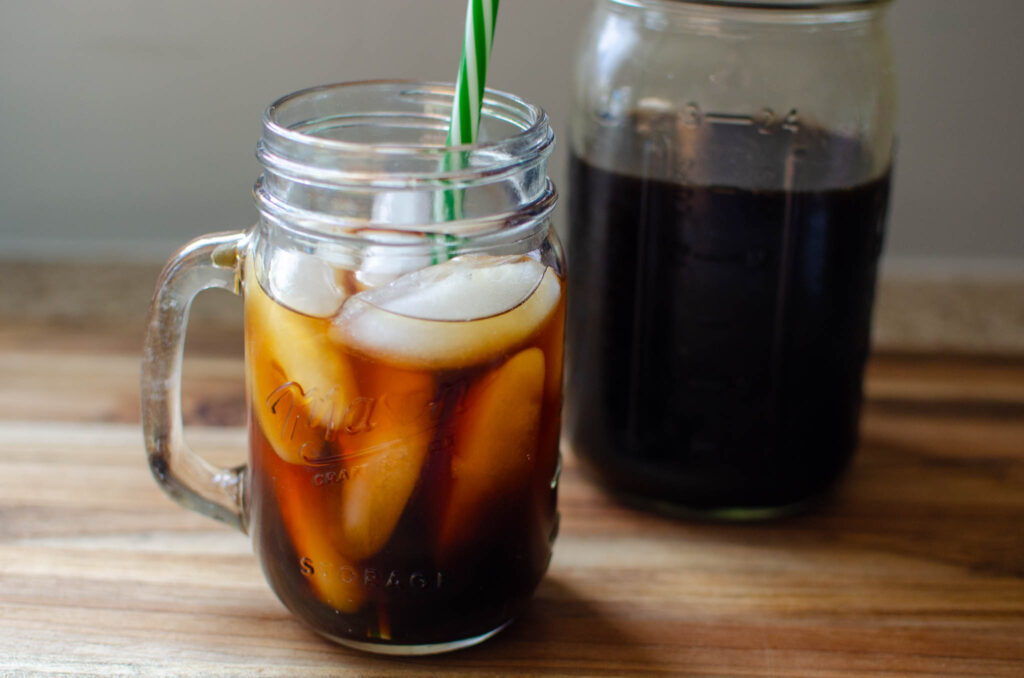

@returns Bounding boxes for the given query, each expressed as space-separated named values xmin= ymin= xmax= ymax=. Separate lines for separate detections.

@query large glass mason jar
xmin=142 ymin=81 xmax=564 ymax=654
xmin=567 ymin=1 xmax=896 ymax=518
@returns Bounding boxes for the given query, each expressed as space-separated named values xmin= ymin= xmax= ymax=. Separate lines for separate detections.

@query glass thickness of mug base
xmin=608 ymin=484 xmax=829 ymax=523
xmin=316 ymin=620 xmax=512 ymax=656
xmin=574 ymin=451 xmax=849 ymax=523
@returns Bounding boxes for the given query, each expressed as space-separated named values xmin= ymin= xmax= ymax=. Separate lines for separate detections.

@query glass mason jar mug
xmin=567 ymin=0 xmax=896 ymax=517
xmin=141 ymin=81 xmax=565 ymax=654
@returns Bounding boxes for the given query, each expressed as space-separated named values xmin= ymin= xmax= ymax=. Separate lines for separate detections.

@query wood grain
xmin=0 ymin=320 xmax=1022 ymax=676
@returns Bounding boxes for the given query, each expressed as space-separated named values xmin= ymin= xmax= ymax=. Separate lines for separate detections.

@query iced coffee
xmin=140 ymin=80 xmax=560 ymax=655
xmin=245 ymin=252 xmax=565 ymax=648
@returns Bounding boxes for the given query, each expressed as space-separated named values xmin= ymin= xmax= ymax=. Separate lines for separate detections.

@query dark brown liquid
xmin=245 ymin=271 xmax=564 ymax=646
xmin=249 ymin=411 xmax=555 ymax=645
xmin=567 ymin=135 xmax=891 ymax=513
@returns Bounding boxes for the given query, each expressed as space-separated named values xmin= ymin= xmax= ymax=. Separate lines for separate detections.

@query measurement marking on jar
xmin=299 ymin=558 xmax=444 ymax=591
xmin=692 ymin=107 xmax=800 ymax=135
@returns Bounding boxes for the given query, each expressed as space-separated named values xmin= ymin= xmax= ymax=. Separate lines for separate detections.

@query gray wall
xmin=1 ymin=0 xmax=1021 ymax=273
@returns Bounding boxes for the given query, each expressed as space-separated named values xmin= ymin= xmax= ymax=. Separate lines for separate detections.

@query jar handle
xmin=141 ymin=231 xmax=250 ymax=533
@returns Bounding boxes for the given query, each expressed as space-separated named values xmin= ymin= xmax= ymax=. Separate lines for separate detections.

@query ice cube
xmin=331 ymin=369 xmax=435 ymax=561
xmin=332 ymin=255 xmax=561 ymax=370
xmin=267 ymin=249 xmax=347 ymax=318
xmin=371 ymin=191 xmax=433 ymax=226
xmin=436 ymin=348 xmax=546 ymax=561
xmin=245 ymin=256 xmax=358 ymax=465
xmin=265 ymin=444 xmax=366 ymax=613
xmin=350 ymin=229 xmax=433 ymax=291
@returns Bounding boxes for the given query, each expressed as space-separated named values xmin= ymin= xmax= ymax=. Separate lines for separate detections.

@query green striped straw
xmin=435 ymin=0 xmax=500 ymax=260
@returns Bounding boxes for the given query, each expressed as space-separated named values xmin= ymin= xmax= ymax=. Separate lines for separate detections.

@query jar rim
xmin=254 ymin=80 xmax=557 ymax=250
xmin=259 ymin=79 xmax=553 ymax=186
xmin=609 ymin=0 xmax=891 ymax=11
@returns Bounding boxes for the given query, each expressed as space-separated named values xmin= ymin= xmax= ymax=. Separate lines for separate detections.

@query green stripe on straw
xmin=434 ymin=0 xmax=499 ymax=262
xmin=450 ymin=0 xmax=497 ymax=149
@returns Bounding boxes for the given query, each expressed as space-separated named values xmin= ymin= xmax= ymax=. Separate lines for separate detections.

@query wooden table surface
xmin=1 ymin=317 xmax=1022 ymax=677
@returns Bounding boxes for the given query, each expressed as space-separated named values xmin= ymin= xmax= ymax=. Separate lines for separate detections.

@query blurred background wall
xmin=1 ymin=0 xmax=1021 ymax=275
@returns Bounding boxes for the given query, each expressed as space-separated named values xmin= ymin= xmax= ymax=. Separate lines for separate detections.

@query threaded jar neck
xmin=254 ymin=80 xmax=556 ymax=247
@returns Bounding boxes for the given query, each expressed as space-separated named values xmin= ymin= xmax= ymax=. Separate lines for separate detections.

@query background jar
xmin=566 ymin=0 xmax=896 ymax=517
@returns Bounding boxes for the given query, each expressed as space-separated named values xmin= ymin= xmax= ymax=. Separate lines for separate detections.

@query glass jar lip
xmin=260 ymin=79 xmax=553 ymax=179
xmin=609 ymin=0 xmax=891 ymax=10
xmin=255 ymin=80 xmax=557 ymax=251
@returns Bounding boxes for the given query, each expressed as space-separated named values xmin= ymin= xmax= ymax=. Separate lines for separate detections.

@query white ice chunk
xmin=352 ymin=229 xmax=433 ymax=291
xmin=361 ymin=191 xmax=435 ymax=290
xmin=365 ymin=254 xmax=545 ymax=321
xmin=267 ymin=249 xmax=346 ymax=318
xmin=332 ymin=255 xmax=561 ymax=370
xmin=371 ymin=191 xmax=433 ymax=226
